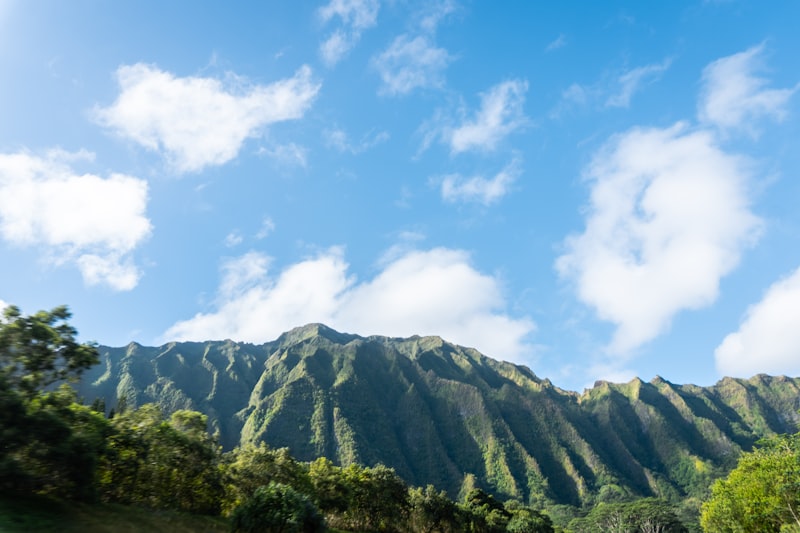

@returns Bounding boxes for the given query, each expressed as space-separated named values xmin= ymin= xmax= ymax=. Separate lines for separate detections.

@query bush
xmin=231 ymin=482 xmax=326 ymax=533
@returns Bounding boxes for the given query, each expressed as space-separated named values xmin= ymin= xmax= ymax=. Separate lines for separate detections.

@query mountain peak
xmin=276 ymin=323 xmax=358 ymax=346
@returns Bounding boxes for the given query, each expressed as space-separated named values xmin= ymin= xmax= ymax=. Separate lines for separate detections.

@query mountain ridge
xmin=77 ymin=323 xmax=800 ymax=508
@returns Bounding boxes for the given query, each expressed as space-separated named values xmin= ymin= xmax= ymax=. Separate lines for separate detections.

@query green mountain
xmin=77 ymin=324 xmax=800 ymax=507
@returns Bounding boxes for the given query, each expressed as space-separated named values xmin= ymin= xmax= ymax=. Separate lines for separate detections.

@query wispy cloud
xmin=163 ymin=247 xmax=535 ymax=363
xmin=94 ymin=64 xmax=320 ymax=174
xmin=373 ymin=35 xmax=452 ymax=96
xmin=716 ymin=266 xmax=800 ymax=377
xmin=698 ymin=43 xmax=797 ymax=133
xmin=318 ymin=0 xmax=379 ymax=67
xmin=545 ymin=34 xmax=567 ymax=52
xmin=434 ymin=80 xmax=528 ymax=154
xmin=606 ymin=59 xmax=672 ymax=108
xmin=439 ymin=158 xmax=521 ymax=205
xmin=324 ymin=127 xmax=389 ymax=154
xmin=258 ymin=143 xmax=309 ymax=168
xmin=256 ymin=217 xmax=276 ymax=239
xmin=557 ymin=123 xmax=761 ymax=354
xmin=0 ymin=149 xmax=151 ymax=290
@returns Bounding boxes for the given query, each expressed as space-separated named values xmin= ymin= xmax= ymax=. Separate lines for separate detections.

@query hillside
xmin=77 ymin=324 xmax=800 ymax=507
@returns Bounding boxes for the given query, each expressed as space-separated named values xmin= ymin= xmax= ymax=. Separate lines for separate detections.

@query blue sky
xmin=1 ymin=1 xmax=799 ymax=391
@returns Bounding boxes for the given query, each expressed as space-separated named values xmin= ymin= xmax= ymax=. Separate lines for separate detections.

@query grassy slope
xmin=0 ymin=492 xmax=229 ymax=533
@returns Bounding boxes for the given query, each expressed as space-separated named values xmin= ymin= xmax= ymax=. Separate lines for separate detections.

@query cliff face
xmin=78 ymin=324 xmax=800 ymax=507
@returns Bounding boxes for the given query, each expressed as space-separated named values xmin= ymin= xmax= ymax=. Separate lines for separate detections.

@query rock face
xmin=78 ymin=324 xmax=800 ymax=507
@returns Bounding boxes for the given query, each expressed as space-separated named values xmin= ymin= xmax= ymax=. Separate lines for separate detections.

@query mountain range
xmin=76 ymin=324 xmax=800 ymax=508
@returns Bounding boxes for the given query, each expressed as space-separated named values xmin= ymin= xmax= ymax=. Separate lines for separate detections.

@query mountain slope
xmin=77 ymin=324 xmax=800 ymax=507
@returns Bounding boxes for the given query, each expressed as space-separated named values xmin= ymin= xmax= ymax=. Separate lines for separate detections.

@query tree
xmin=408 ymin=484 xmax=460 ymax=533
xmin=0 ymin=305 xmax=98 ymax=398
xmin=337 ymin=464 xmax=410 ymax=532
xmin=308 ymin=457 xmax=351 ymax=516
xmin=98 ymin=404 xmax=224 ymax=514
xmin=0 ymin=306 xmax=105 ymax=499
xmin=223 ymin=443 xmax=312 ymax=515
xmin=701 ymin=433 xmax=800 ymax=533
xmin=568 ymin=499 xmax=685 ymax=533
xmin=230 ymin=482 xmax=326 ymax=533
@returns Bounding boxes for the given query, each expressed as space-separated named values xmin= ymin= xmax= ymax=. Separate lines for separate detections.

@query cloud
xmin=715 ymin=266 xmax=800 ymax=377
xmin=556 ymin=123 xmax=761 ymax=354
xmin=699 ymin=44 xmax=797 ymax=132
xmin=163 ymin=247 xmax=535 ymax=362
xmin=224 ymin=231 xmax=243 ymax=248
xmin=256 ymin=217 xmax=276 ymax=239
xmin=258 ymin=143 xmax=309 ymax=168
xmin=545 ymin=34 xmax=567 ymax=52
xmin=94 ymin=64 xmax=320 ymax=173
xmin=373 ymin=35 xmax=452 ymax=96
xmin=439 ymin=158 xmax=521 ymax=205
xmin=318 ymin=0 xmax=379 ymax=67
xmin=324 ymin=127 xmax=389 ymax=154
xmin=417 ymin=0 xmax=458 ymax=32
xmin=606 ymin=59 xmax=672 ymax=108
xmin=445 ymin=79 xmax=528 ymax=154
xmin=0 ymin=149 xmax=151 ymax=290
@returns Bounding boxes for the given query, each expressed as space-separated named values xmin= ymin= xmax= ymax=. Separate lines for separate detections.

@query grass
xmin=0 ymin=492 xmax=229 ymax=533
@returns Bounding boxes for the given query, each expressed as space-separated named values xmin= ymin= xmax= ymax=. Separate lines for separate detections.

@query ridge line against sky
xmin=0 ymin=1 xmax=798 ymax=391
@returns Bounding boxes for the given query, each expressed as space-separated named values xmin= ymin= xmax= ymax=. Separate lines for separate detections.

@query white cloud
xmin=224 ymin=231 xmax=243 ymax=248
xmin=324 ymin=127 xmax=389 ymax=154
xmin=715 ymin=266 xmax=800 ymax=377
xmin=374 ymin=35 xmax=452 ymax=96
xmin=556 ymin=123 xmax=761 ymax=354
xmin=258 ymin=143 xmax=309 ymax=168
xmin=545 ymin=34 xmax=567 ymax=52
xmin=256 ymin=217 xmax=276 ymax=239
xmin=440 ymin=158 xmax=521 ymax=205
xmin=606 ymin=59 xmax=671 ymax=108
xmin=318 ymin=0 xmax=379 ymax=67
xmin=417 ymin=0 xmax=458 ymax=32
xmin=0 ymin=150 xmax=151 ymax=290
xmin=699 ymin=44 xmax=797 ymax=132
xmin=163 ymin=247 xmax=535 ymax=363
xmin=94 ymin=64 xmax=320 ymax=173
xmin=447 ymin=80 xmax=528 ymax=154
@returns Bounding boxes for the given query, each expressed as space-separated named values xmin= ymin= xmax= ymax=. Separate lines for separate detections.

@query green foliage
xmin=223 ymin=443 xmax=311 ymax=515
xmin=338 ymin=463 xmax=410 ymax=532
xmin=0 ymin=305 xmax=98 ymax=398
xmin=0 ymin=307 xmax=106 ymax=499
xmin=230 ymin=482 xmax=325 ymax=533
xmin=408 ymin=484 xmax=460 ymax=533
xmin=568 ymin=498 xmax=686 ymax=533
xmin=701 ymin=433 xmax=800 ymax=532
xmin=98 ymin=404 xmax=224 ymax=514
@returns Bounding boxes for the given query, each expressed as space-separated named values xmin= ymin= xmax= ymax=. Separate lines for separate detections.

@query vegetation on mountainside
xmin=5 ymin=306 xmax=800 ymax=532
xmin=77 ymin=323 xmax=800 ymax=514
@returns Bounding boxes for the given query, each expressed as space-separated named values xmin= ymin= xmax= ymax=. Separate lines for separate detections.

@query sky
xmin=1 ymin=1 xmax=799 ymax=392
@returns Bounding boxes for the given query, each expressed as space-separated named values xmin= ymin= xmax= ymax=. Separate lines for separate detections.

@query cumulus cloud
xmin=0 ymin=150 xmax=151 ymax=290
xmin=715 ymin=267 xmax=800 ymax=377
xmin=445 ymin=80 xmax=528 ymax=154
xmin=94 ymin=64 xmax=320 ymax=173
xmin=606 ymin=59 xmax=672 ymax=108
xmin=318 ymin=0 xmax=379 ymax=66
xmin=163 ymin=247 xmax=535 ymax=362
xmin=439 ymin=158 xmax=521 ymax=205
xmin=374 ymin=35 xmax=452 ymax=96
xmin=556 ymin=123 xmax=761 ymax=354
xmin=699 ymin=44 xmax=797 ymax=132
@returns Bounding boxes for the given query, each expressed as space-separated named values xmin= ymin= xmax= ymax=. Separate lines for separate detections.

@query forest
xmin=2 ymin=305 xmax=799 ymax=532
